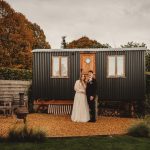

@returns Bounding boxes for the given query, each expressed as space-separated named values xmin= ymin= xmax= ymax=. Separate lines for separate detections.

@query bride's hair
xmin=79 ymin=74 xmax=86 ymax=86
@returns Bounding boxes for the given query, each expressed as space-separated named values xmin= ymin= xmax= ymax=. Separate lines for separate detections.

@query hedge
xmin=0 ymin=67 xmax=32 ymax=80
xmin=145 ymin=74 xmax=150 ymax=115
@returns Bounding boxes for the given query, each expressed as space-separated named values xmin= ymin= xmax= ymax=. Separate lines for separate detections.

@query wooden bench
xmin=34 ymin=96 xmax=99 ymax=116
xmin=34 ymin=100 xmax=73 ymax=115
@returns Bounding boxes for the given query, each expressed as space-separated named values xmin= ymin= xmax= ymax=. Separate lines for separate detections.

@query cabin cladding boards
xmin=96 ymin=50 xmax=145 ymax=101
xmin=33 ymin=51 xmax=80 ymax=100
xmin=32 ymin=49 xmax=146 ymax=102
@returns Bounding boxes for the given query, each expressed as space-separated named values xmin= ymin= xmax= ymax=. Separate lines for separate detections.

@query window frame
xmin=107 ymin=55 xmax=125 ymax=78
xmin=51 ymin=56 xmax=69 ymax=78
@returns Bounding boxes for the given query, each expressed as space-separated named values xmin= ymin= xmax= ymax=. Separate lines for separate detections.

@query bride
xmin=71 ymin=74 xmax=90 ymax=122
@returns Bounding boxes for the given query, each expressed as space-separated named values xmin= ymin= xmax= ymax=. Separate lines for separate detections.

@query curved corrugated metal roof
xmin=32 ymin=47 xmax=147 ymax=52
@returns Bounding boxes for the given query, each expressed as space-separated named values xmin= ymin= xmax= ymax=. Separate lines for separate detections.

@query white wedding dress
xmin=71 ymin=80 xmax=90 ymax=122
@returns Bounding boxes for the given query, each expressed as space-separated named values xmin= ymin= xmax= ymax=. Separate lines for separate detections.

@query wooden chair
xmin=0 ymin=96 xmax=13 ymax=116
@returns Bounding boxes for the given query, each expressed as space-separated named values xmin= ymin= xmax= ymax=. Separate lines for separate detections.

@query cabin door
xmin=80 ymin=53 xmax=96 ymax=75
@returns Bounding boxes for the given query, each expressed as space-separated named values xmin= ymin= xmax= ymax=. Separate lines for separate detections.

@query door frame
xmin=80 ymin=52 xmax=96 ymax=75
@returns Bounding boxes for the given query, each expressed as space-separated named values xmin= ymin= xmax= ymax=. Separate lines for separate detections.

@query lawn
xmin=0 ymin=136 xmax=149 ymax=150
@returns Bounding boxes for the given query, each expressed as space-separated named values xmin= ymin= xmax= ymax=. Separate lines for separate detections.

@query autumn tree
xmin=66 ymin=36 xmax=111 ymax=48
xmin=30 ymin=23 xmax=50 ymax=49
xmin=0 ymin=0 xmax=50 ymax=69
xmin=121 ymin=41 xmax=147 ymax=48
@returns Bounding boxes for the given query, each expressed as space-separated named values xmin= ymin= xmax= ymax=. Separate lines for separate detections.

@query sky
xmin=5 ymin=0 xmax=150 ymax=49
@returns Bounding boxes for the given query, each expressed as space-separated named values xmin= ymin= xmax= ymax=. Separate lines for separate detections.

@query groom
xmin=86 ymin=70 xmax=97 ymax=122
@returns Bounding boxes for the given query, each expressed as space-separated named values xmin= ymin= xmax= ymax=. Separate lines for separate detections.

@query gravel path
xmin=0 ymin=114 xmax=138 ymax=137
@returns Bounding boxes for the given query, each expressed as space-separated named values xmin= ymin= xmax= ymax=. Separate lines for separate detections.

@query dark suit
xmin=86 ymin=78 xmax=97 ymax=121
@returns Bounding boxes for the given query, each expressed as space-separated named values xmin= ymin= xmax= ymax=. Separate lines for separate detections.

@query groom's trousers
xmin=87 ymin=96 xmax=96 ymax=121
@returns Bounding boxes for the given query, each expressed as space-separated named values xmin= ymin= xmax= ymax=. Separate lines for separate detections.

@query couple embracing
xmin=71 ymin=70 xmax=97 ymax=123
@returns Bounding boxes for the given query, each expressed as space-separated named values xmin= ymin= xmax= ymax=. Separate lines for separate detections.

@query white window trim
xmin=51 ymin=56 xmax=69 ymax=78
xmin=107 ymin=55 xmax=125 ymax=78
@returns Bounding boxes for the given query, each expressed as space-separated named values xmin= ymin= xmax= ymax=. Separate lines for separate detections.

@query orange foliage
xmin=66 ymin=36 xmax=111 ymax=49
xmin=0 ymin=1 xmax=50 ymax=69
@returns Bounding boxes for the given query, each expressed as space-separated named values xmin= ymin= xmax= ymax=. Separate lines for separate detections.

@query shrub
xmin=144 ymin=115 xmax=150 ymax=127
xmin=144 ymin=94 xmax=150 ymax=115
xmin=0 ymin=136 xmax=5 ymax=142
xmin=144 ymin=74 xmax=150 ymax=115
xmin=8 ymin=124 xmax=46 ymax=142
xmin=128 ymin=122 xmax=150 ymax=138
xmin=0 ymin=67 xmax=32 ymax=80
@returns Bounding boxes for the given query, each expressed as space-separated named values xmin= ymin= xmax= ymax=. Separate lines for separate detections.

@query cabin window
xmin=107 ymin=55 xmax=125 ymax=78
xmin=117 ymin=56 xmax=124 ymax=76
xmin=52 ymin=56 xmax=68 ymax=78
xmin=61 ymin=57 xmax=68 ymax=76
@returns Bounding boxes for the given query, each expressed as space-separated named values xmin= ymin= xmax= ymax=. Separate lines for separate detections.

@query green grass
xmin=0 ymin=136 xmax=150 ymax=150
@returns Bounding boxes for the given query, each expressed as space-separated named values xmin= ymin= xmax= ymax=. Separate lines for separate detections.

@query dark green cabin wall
xmin=32 ymin=50 xmax=145 ymax=101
